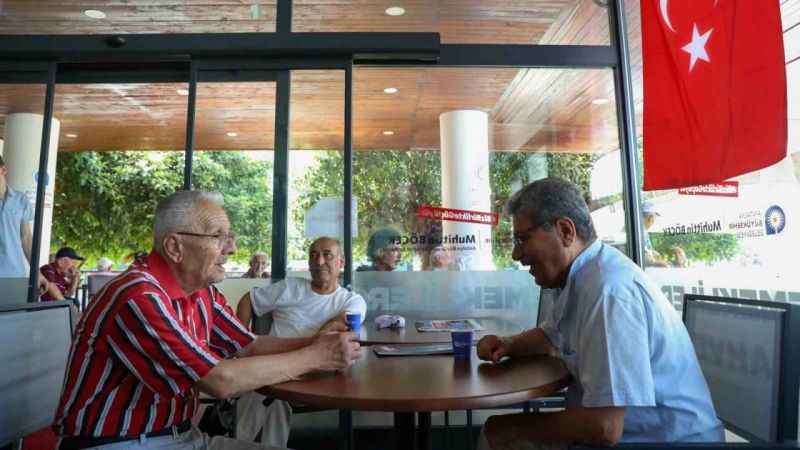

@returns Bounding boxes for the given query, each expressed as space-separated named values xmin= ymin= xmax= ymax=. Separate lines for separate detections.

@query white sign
xmin=304 ymin=196 xmax=358 ymax=239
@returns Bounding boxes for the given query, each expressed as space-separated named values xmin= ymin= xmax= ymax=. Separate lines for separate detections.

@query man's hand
xmin=318 ymin=313 xmax=348 ymax=334
xmin=309 ymin=331 xmax=361 ymax=371
xmin=37 ymin=274 xmax=49 ymax=295
xmin=477 ymin=335 xmax=511 ymax=363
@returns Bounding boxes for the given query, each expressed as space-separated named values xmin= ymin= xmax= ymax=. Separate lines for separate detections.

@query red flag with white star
xmin=641 ymin=0 xmax=787 ymax=190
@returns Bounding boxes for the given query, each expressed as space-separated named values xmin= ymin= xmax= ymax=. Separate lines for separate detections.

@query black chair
xmin=575 ymin=294 xmax=800 ymax=450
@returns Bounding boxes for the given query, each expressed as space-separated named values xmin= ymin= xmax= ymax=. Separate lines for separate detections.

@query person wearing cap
xmin=641 ymin=202 xmax=669 ymax=268
xmin=356 ymin=226 xmax=402 ymax=271
xmin=40 ymin=246 xmax=85 ymax=301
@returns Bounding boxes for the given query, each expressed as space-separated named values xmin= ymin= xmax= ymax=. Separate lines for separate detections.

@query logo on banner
xmin=765 ymin=205 xmax=786 ymax=235
xmin=417 ymin=205 xmax=498 ymax=226
xmin=678 ymin=181 xmax=738 ymax=197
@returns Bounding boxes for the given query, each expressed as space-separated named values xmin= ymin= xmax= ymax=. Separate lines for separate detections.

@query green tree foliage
xmin=52 ymin=151 xmax=272 ymax=265
xmin=651 ymin=232 xmax=739 ymax=265
xmin=294 ymin=150 xmax=601 ymax=268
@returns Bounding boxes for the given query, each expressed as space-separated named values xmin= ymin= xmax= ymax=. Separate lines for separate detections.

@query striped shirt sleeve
xmin=209 ymin=288 xmax=255 ymax=359
xmin=109 ymin=292 xmax=220 ymax=398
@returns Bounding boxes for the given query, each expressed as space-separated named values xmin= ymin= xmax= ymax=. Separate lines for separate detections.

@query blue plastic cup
xmin=345 ymin=312 xmax=362 ymax=332
xmin=451 ymin=330 xmax=473 ymax=359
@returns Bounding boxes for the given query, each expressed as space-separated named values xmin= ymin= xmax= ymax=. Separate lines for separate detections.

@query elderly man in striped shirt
xmin=53 ymin=191 xmax=361 ymax=450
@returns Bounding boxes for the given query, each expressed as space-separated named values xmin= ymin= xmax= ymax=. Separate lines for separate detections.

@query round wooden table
xmin=260 ymin=346 xmax=570 ymax=450
xmin=359 ymin=317 xmax=525 ymax=345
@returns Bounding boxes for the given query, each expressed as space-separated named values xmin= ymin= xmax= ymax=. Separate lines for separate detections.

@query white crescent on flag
xmin=659 ymin=0 xmax=676 ymax=32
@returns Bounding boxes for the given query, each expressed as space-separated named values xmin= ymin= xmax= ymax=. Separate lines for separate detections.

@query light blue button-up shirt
xmin=539 ymin=240 xmax=724 ymax=443
xmin=0 ymin=186 xmax=33 ymax=277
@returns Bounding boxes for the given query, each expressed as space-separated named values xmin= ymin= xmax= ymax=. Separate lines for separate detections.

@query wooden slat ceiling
xmin=0 ymin=1 xmax=797 ymax=155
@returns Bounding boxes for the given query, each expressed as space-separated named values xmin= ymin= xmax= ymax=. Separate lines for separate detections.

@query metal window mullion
xmin=343 ymin=62 xmax=353 ymax=288
xmin=26 ymin=62 xmax=57 ymax=302
xmin=183 ymin=60 xmax=198 ymax=190
xmin=609 ymin=0 xmax=644 ymax=267
xmin=277 ymin=0 xmax=292 ymax=34
xmin=271 ymin=70 xmax=291 ymax=281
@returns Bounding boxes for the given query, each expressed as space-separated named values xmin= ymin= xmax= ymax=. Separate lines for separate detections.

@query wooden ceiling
xmin=0 ymin=1 xmax=798 ymax=155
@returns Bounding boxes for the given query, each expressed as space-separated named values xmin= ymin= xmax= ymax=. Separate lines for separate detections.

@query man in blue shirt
xmin=477 ymin=177 xmax=723 ymax=450
xmin=0 ymin=155 xmax=53 ymax=298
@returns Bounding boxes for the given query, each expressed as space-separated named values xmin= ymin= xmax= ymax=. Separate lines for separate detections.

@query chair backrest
xmin=683 ymin=294 xmax=800 ymax=443
xmin=86 ymin=273 xmax=118 ymax=297
xmin=0 ymin=301 xmax=73 ymax=446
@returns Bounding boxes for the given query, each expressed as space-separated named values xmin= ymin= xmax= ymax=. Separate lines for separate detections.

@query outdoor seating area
xmin=2 ymin=1 xmax=800 ymax=450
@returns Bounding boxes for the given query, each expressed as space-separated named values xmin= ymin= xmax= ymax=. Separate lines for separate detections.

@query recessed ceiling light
xmin=385 ymin=6 xmax=405 ymax=16
xmin=383 ymin=130 xmax=395 ymax=136
xmin=383 ymin=87 xmax=398 ymax=94
xmin=226 ymin=132 xmax=238 ymax=137
xmin=592 ymin=98 xmax=610 ymax=105
xmin=84 ymin=9 xmax=106 ymax=19
xmin=176 ymin=88 xmax=189 ymax=96
xmin=65 ymin=133 xmax=78 ymax=138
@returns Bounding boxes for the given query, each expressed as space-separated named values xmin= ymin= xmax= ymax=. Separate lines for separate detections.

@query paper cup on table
xmin=345 ymin=312 xmax=362 ymax=332
xmin=451 ymin=330 xmax=473 ymax=359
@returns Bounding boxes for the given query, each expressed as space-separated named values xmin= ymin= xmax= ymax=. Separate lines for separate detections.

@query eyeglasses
xmin=512 ymin=225 xmax=540 ymax=247
xmin=176 ymin=231 xmax=236 ymax=249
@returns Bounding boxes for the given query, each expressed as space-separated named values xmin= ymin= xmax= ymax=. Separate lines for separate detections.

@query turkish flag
xmin=641 ymin=0 xmax=787 ymax=191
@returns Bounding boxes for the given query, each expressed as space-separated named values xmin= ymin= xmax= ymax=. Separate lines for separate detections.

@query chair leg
xmin=444 ymin=411 xmax=450 ymax=450
xmin=338 ymin=409 xmax=353 ymax=450
xmin=523 ymin=401 xmax=530 ymax=414
xmin=466 ymin=409 xmax=473 ymax=450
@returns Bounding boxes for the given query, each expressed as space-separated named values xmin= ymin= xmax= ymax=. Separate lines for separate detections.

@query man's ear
xmin=554 ymin=217 xmax=577 ymax=247
xmin=161 ymin=235 xmax=183 ymax=264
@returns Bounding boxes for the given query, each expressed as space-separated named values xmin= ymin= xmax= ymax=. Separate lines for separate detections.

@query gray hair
xmin=506 ymin=177 xmax=597 ymax=243
xmin=249 ymin=251 xmax=268 ymax=262
xmin=153 ymin=191 xmax=224 ymax=251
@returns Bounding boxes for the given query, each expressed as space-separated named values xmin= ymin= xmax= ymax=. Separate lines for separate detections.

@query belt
xmin=59 ymin=420 xmax=192 ymax=450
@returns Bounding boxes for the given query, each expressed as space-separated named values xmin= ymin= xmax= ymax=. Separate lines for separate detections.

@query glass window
xmin=289 ymin=70 xmax=345 ymax=277
xmin=0 ymin=3 xmax=276 ymax=34
xmin=193 ymin=81 xmax=276 ymax=279
xmin=629 ymin=0 xmax=800 ymax=310
xmin=0 ymin=83 xmax=47 ymax=304
xmin=293 ymin=0 xmax=611 ymax=45
xmin=51 ymin=82 xmax=188 ymax=305
xmin=305 ymin=67 xmax=622 ymax=328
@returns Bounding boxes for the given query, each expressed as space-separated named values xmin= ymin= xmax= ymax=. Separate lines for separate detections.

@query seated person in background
xmin=236 ymin=236 xmax=366 ymax=448
xmin=53 ymin=191 xmax=359 ymax=450
xmin=641 ymin=202 xmax=669 ymax=267
xmin=671 ymin=246 xmax=690 ymax=268
xmin=242 ymin=251 xmax=270 ymax=278
xmin=477 ymin=178 xmax=722 ymax=450
xmin=428 ymin=244 xmax=451 ymax=271
xmin=40 ymin=246 xmax=84 ymax=302
xmin=356 ymin=226 xmax=402 ymax=271
xmin=94 ymin=256 xmax=114 ymax=273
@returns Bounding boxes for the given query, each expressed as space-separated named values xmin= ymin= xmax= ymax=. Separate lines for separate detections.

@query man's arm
xmin=236 ymin=292 xmax=254 ymax=329
xmin=477 ymin=328 xmax=558 ymax=362
xmin=484 ymin=406 xmax=625 ymax=448
xmin=45 ymin=274 xmax=65 ymax=300
xmin=20 ymin=222 xmax=32 ymax=264
xmin=197 ymin=331 xmax=360 ymax=399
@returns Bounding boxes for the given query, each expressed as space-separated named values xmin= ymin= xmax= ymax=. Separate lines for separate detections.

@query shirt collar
xmin=563 ymin=239 xmax=602 ymax=291
xmin=139 ymin=250 xmax=188 ymax=299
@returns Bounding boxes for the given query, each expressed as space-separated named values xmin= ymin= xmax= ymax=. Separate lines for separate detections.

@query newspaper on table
xmin=414 ymin=319 xmax=483 ymax=332
xmin=373 ymin=344 xmax=453 ymax=357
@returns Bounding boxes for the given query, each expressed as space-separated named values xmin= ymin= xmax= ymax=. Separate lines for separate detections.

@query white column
xmin=439 ymin=110 xmax=495 ymax=271
xmin=3 ymin=113 xmax=60 ymax=267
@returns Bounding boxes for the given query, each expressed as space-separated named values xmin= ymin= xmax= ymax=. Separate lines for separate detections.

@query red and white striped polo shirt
xmin=53 ymin=251 xmax=254 ymax=437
